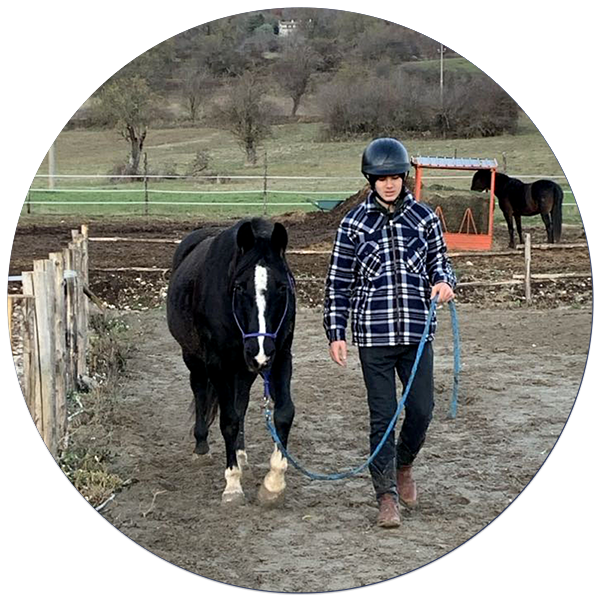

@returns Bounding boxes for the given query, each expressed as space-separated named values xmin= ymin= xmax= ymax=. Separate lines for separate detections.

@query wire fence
xmin=25 ymin=171 xmax=577 ymax=218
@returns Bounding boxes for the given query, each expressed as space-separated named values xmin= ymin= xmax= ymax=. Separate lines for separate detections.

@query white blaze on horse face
xmin=254 ymin=264 xmax=269 ymax=367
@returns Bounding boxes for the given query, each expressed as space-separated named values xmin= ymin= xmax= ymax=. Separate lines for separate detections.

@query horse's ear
xmin=237 ymin=221 xmax=255 ymax=254
xmin=271 ymin=222 xmax=288 ymax=255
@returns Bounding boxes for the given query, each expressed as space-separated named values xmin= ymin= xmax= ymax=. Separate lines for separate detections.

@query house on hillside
xmin=278 ymin=19 xmax=299 ymax=36
xmin=40 ymin=27 xmax=83 ymax=50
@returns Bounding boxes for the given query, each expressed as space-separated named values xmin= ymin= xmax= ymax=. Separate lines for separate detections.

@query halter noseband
xmin=232 ymin=271 xmax=294 ymax=342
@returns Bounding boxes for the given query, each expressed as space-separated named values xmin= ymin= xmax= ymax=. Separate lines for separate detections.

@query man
xmin=323 ymin=137 xmax=456 ymax=528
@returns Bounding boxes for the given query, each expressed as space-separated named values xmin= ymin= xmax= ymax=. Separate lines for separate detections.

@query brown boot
xmin=397 ymin=465 xmax=418 ymax=508
xmin=376 ymin=493 xmax=401 ymax=528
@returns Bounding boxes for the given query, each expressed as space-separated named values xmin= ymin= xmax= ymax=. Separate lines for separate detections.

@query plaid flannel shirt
xmin=323 ymin=190 xmax=456 ymax=347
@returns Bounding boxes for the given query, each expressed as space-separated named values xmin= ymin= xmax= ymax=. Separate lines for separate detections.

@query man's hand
xmin=431 ymin=281 xmax=455 ymax=304
xmin=329 ymin=340 xmax=348 ymax=367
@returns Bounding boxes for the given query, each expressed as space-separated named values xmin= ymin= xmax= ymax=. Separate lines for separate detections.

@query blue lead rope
xmin=263 ymin=295 xmax=461 ymax=481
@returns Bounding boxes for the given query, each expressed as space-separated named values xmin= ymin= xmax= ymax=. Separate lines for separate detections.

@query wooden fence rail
xmin=8 ymin=225 xmax=89 ymax=457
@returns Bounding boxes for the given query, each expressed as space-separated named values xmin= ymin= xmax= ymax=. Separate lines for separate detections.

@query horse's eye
xmin=277 ymin=282 xmax=288 ymax=294
xmin=233 ymin=283 xmax=244 ymax=294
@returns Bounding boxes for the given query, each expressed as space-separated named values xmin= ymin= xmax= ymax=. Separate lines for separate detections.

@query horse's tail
xmin=552 ymin=184 xmax=563 ymax=243
xmin=203 ymin=379 xmax=219 ymax=428
xmin=188 ymin=378 xmax=219 ymax=455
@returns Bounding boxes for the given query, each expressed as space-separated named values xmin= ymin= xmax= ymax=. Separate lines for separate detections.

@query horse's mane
xmin=492 ymin=171 xmax=525 ymax=192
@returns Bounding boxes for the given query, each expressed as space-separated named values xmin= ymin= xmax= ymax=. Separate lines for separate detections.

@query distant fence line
xmin=25 ymin=172 xmax=575 ymax=213
xmin=32 ymin=173 xmax=569 ymax=180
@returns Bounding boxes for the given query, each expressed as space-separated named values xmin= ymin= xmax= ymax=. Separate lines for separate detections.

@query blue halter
xmin=231 ymin=271 xmax=293 ymax=343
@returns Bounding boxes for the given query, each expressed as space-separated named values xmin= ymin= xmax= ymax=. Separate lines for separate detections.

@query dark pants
xmin=358 ymin=342 xmax=434 ymax=500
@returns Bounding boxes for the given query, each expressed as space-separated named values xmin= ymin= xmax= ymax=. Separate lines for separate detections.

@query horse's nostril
xmin=256 ymin=354 xmax=273 ymax=368
xmin=245 ymin=351 xmax=273 ymax=372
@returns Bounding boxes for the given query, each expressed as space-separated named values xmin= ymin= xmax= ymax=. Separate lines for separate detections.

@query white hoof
xmin=257 ymin=446 xmax=288 ymax=507
xmin=257 ymin=482 xmax=285 ymax=508
xmin=221 ymin=490 xmax=246 ymax=507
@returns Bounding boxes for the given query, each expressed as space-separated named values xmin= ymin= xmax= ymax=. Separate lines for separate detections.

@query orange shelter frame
xmin=411 ymin=156 xmax=498 ymax=251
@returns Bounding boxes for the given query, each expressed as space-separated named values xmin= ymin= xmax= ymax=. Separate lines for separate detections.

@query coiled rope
xmin=262 ymin=295 xmax=460 ymax=481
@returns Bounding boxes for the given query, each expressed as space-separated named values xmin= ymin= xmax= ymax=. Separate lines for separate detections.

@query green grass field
xmin=27 ymin=114 xmax=579 ymax=223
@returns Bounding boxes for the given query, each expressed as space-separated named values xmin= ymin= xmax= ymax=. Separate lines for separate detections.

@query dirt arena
xmin=8 ymin=210 xmax=593 ymax=592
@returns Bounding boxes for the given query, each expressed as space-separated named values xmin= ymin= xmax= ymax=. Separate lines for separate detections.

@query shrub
xmin=318 ymin=68 xmax=519 ymax=140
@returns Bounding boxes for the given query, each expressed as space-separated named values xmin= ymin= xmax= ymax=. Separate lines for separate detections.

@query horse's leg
xmin=183 ymin=353 xmax=213 ymax=456
xmin=502 ymin=209 xmax=516 ymax=248
xmin=541 ymin=212 xmax=553 ymax=243
xmin=233 ymin=372 xmax=256 ymax=469
xmin=514 ymin=214 xmax=524 ymax=246
xmin=257 ymin=348 xmax=295 ymax=507
xmin=208 ymin=372 xmax=246 ymax=506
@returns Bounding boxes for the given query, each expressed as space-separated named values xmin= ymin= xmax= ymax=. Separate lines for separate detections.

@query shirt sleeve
xmin=323 ymin=219 xmax=357 ymax=342
xmin=426 ymin=215 xmax=457 ymax=289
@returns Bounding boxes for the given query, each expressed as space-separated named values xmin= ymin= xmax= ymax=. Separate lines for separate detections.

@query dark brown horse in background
xmin=471 ymin=170 xmax=563 ymax=248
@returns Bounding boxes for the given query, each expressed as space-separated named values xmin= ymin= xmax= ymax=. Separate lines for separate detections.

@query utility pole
xmin=263 ymin=149 xmax=268 ymax=216
xmin=439 ymin=44 xmax=447 ymax=105
xmin=439 ymin=43 xmax=447 ymax=139
xmin=12 ymin=64 xmax=31 ymax=140
xmin=31 ymin=6 xmax=65 ymax=189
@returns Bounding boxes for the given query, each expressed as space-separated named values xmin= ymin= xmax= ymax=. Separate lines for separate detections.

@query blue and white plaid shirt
xmin=323 ymin=190 xmax=456 ymax=347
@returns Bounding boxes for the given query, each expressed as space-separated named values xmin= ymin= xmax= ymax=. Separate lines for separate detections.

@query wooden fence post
xmin=33 ymin=259 xmax=58 ymax=455
xmin=6 ymin=295 xmax=41 ymax=593
xmin=263 ymin=149 xmax=268 ymax=216
xmin=49 ymin=251 xmax=68 ymax=448
xmin=80 ymin=224 xmax=89 ymax=286
xmin=13 ymin=225 xmax=91 ymax=457
xmin=63 ymin=246 xmax=77 ymax=392
xmin=144 ymin=153 xmax=149 ymax=217
xmin=80 ymin=226 xmax=89 ymax=373
xmin=23 ymin=271 xmax=52 ymax=561
xmin=70 ymin=231 xmax=87 ymax=383
xmin=524 ymin=233 xmax=532 ymax=305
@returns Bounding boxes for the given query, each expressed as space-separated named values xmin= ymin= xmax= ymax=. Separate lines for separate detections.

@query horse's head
xmin=232 ymin=220 xmax=294 ymax=373
xmin=471 ymin=169 xmax=491 ymax=192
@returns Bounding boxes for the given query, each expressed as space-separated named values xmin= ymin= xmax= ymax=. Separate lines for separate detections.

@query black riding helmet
xmin=361 ymin=138 xmax=411 ymax=204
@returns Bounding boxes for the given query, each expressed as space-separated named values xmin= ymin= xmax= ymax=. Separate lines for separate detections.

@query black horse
xmin=471 ymin=170 xmax=563 ymax=248
xmin=167 ymin=218 xmax=296 ymax=507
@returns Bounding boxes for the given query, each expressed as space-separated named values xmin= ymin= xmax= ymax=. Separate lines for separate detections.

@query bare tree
xmin=274 ymin=40 xmax=321 ymax=116
xmin=94 ymin=76 xmax=158 ymax=175
xmin=216 ymin=73 xmax=271 ymax=165
xmin=181 ymin=65 xmax=215 ymax=124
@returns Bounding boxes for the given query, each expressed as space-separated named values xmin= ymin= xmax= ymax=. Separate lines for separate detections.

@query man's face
xmin=374 ymin=174 xmax=403 ymax=203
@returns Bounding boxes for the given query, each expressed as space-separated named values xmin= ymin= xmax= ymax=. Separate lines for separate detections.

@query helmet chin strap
xmin=371 ymin=186 xmax=402 ymax=207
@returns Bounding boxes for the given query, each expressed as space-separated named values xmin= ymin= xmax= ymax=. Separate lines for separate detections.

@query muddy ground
xmin=9 ymin=211 xmax=592 ymax=311
xmin=8 ymin=211 xmax=593 ymax=592
xmin=91 ymin=304 xmax=589 ymax=593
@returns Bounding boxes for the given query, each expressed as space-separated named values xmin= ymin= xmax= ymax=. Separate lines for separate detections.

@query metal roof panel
xmin=411 ymin=156 xmax=498 ymax=169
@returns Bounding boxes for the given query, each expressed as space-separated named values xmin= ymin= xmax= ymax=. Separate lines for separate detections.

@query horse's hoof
xmin=257 ymin=483 xmax=285 ymax=508
xmin=191 ymin=452 xmax=211 ymax=462
xmin=221 ymin=491 xmax=246 ymax=507
xmin=194 ymin=440 xmax=210 ymax=455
